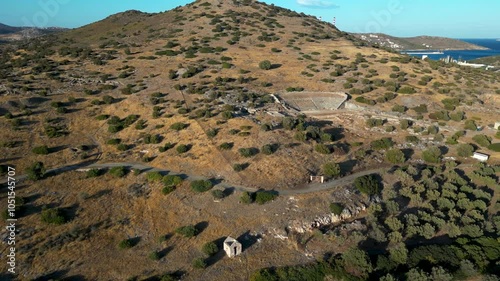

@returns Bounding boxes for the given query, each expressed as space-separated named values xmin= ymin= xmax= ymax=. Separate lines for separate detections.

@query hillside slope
xmin=353 ymin=33 xmax=488 ymax=50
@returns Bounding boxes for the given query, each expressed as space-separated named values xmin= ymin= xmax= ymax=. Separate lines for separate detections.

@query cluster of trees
xmin=106 ymin=115 xmax=139 ymax=133
xmin=240 ymin=190 xmax=277 ymax=205
xmin=252 ymin=163 xmax=500 ymax=280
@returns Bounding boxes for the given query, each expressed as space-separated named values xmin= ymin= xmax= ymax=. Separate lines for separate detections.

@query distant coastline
xmin=404 ymin=39 xmax=500 ymax=61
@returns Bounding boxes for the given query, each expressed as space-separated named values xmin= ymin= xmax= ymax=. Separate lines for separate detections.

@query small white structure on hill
xmin=224 ymin=237 xmax=242 ymax=258
xmin=472 ymin=152 xmax=489 ymax=162
xmin=494 ymin=122 xmax=500 ymax=130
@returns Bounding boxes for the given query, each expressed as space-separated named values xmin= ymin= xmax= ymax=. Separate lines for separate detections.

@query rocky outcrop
xmin=288 ymin=203 xmax=367 ymax=233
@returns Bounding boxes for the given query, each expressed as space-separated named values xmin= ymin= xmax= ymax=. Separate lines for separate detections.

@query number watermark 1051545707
xmin=6 ymin=166 xmax=17 ymax=274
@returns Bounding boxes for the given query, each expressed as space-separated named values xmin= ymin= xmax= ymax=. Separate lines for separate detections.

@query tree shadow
xmin=206 ymin=249 xmax=226 ymax=267
xmin=49 ymin=145 xmax=68 ymax=154
xmin=65 ymin=107 xmax=82 ymax=114
xmin=32 ymin=270 xmax=69 ymax=281
xmin=324 ymin=127 xmax=345 ymax=141
xmin=195 ymin=221 xmax=209 ymax=235
xmin=401 ymin=148 xmax=414 ymax=160
xmin=158 ymin=246 xmax=174 ymax=259
xmin=24 ymin=97 xmax=51 ymax=105
xmin=237 ymin=230 xmax=262 ymax=252
xmin=60 ymin=203 xmax=80 ymax=222
xmin=110 ymin=97 xmax=126 ymax=104
xmin=61 ymin=275 xmax=87 ymax=281
xmin=333 ymin=142 xmax=350 ymax=156
xmin=21 ymin=120 xmax=38 ymax=126
xmin=339 ymin=160 xmax=358 ymax=175
xmin=0 ymin=157 xmax=21 ymax=164
xmin=88 ymin=189 xmax=112 ymax=199
xmin=312 ymin=120 xmax=334 ymax=128
xmin=284 ymin=142 xmax=301 ymax=148
xmin=270 ymin=64 xmax=282 ymax=69
xmin=209 ymin=178 xmax=224 ymax=185
xmin=129 ymin=236 xmax=141 ymax=247
xmin=438 ymin=146 xmax=449 ymax=155
xmin=44 ymin=159 xmax=100 ymax=178
xmin=223 ymin=187 xmax=235 ymax=197
xmin=205 ymin=236 xmax=229 ymax=266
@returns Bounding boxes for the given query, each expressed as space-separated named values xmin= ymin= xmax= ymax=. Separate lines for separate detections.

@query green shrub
xmin=450 ymin=111 xmax=465 ymax=121
xmin=118 ymin=239 xmax=134 ymax=249
xmin=219 ymin=142 xmax=233 ymax=150
xmin=354 ymin=174 xmax=382 ymax=195
xmin=355 ymin=96 xmax=376 ymax=105
xmin=192 ymin=257 xmax=207 ymax=269
xmin=472 ymin=134 xmax=491 ymax=147
xmin=206 ymin=128 xmax=218 ymax=138
xmin=107 ymin=138 xmax=121 ymax=145
xmin=109 ymin=166 xmax=126 ymax=178
xmin=56 ymin=107 xmax=68 ymax=114
xmin=26 ymin=162 xmax=45 ymax=181
xmin=102 ymin=95 xmax=114 ymax=104
xmin=32 ymin=145 xmax=49 ymax=155
xmin=176 ymin=225 xmax=198 ymax=237
xmin=190 ymin=180 xmax=213 ymax=192
xmin=457 ymin=144 xmax=474 ymax=157
xmin=96 ymin=114 xmax=110 ymax=120
xmin=86 ymin=168 xmax=102 ymax=178
xmin=202 ymin=242 xmax=219 ymax=256
xmin=488 ymin=143 xmax=500 ymax=152
xmin=386 ymin=149 xmax=405 ymax=164
xmin=176 ymin=144 xmax=190 ymax=154
xmin=117 ymin=144 xmax=129 ymax=151
xmin=427 ymin=125 xmax=439 ymax=135
xmin=261 ymin=144 xmax=276 ymax=155
xmin=170 ymin=122 xmax=187 ymax=131
xmin=146 ymin=171 xmax=163 ymax=182
xmin=163 ymin=175 xmax=183 ymax=187
xmin=422 ymin=146 xmax=442 ymax=163
xmin=314 ymin=144 xmax=331 ymax=154
xmin=366 ymin=118 xmax=385 ymax=127
xmin=233 ymin=163 xmax=246 ymax=172
xmin=412 ymin=104 xmax=428 ymax=113
xmin=239 ymin=147 xmax=258 ymax=157
xmin=162 ymin=186 xmax=175 ymax=195
xmin=240 ymin=191 xmax=254 ymax=204
xmin=406 ymin=135 xmax=419 ymax=143
xmin=149 ymin=251 xmax=161 ymax=260
xmin=159 ymin=142 xmax=174 ymax=152
xmin=259 ymin=60 xmax=272 ymax=70
xmin=211 ymin=189 xmax=225 ymax=200
xmin=329 ymin=203 xmax=344 ymax=215
xmin=323 ymin=162 xmax=341 ymax=179
xmin=400 ymin=119 xmax=412 ymax=130
xmin=464 ymin=120 xmax=477 ymax=131
xmin=255 ymin=191 xmax=277 ymax=205
xmin=371 ymin=138 xmax=394 ymax=150
xmin=397 ymin=86 xmax=416 ymax=94
xmin=41 ymin=208 xmax=65 ymax=225
xmin=143 ymin=134 xmax=161 ymax=144
xmin=392 ymin=104 xmax=407 ymax=113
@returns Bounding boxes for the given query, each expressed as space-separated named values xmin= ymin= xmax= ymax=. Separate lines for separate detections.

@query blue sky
xmin=1 ymin=0 xmax=499 ymax=38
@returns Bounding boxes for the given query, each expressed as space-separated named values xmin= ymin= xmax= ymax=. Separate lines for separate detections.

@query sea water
xmin=405 ymin=39 xmax=500 ymax=61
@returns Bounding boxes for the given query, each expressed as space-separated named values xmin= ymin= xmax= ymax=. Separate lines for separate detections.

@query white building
xmin=472 ymin=152 xmax=489 ymax=162
xmin=494 ymin=122 xmax=500 ymax=130
xmin=223 ymin=237 xmax=242 ymax=258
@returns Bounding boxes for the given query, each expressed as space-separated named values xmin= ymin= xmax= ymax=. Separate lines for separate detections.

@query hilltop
xmin=0 ymin=0 xmax=499 ymax=280
xmin=353 ymin=33 xmax=488 ymax=51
